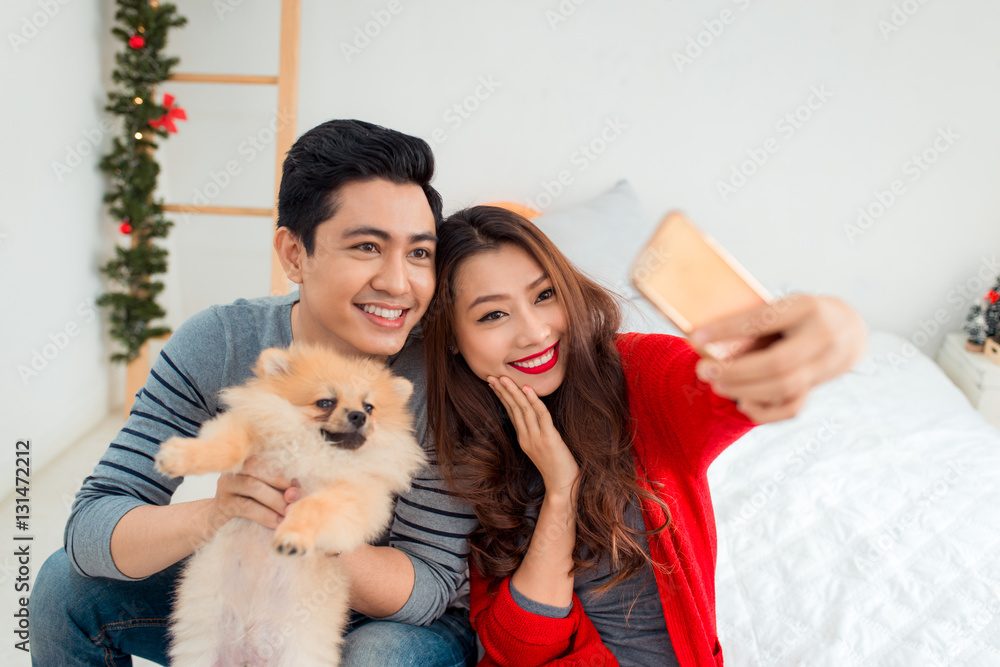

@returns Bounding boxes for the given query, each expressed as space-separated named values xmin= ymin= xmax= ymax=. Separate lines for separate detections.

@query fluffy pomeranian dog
xmin=154 ymin=344 xmax=427 ymax=666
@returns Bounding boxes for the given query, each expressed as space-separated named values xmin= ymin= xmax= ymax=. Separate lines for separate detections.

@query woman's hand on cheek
xmin=488 ymin=376 xmax=580 ymax=499
xmin=691 ymin=294 xmax=869 ymax=424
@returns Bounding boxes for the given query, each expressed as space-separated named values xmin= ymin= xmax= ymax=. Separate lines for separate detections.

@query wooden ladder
xmin=123 ymin=0 xmax=301 ymax=418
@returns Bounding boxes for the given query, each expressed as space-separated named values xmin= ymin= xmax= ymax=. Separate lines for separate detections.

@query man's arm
xmin=109 ymin=500 xmax=214 ymax=578
xmin=366 ymin=463 xmax=479 ymax=625
xmin=65 ymin=307 xmax=286 ymax=579
xmin=338 ymin=545 xmax=416 ymax=617
xmin=111 ymin=457 xmax=294 ymax=579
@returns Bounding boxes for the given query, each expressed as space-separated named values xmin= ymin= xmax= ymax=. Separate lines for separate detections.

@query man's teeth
xmin=361 ymin=305 xmax=403 ymax=320
xmin=510 ymin=347 xmax=555 ymax=369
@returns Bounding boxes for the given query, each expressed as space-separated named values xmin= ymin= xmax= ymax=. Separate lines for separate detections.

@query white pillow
xmin=531 ymin=180 xmax=681 ymax=336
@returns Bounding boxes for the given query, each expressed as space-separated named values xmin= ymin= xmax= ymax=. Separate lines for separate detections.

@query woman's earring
xmin=448 ymin=344 xmax=456 ymax=354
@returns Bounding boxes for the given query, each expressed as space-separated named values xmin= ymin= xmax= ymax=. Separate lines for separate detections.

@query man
xmin=30 ymin=120 xmax=478 ymax=666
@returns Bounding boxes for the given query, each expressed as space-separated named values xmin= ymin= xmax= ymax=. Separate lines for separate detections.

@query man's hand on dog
xmin=207 ymin=455 xmax=294 ymax=533
xmin=203 ymin=458 xmax=344 ymax=558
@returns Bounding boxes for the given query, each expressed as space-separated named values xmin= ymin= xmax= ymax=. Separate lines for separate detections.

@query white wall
xmin=5 ymin=0 xmax=1000 ymax=473
xmin=1 ymin=0 xmax=112 ymax=476
xmin=161 ymin=0 xmax=1000 ymax=350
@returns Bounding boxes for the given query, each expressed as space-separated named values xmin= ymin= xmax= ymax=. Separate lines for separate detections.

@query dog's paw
xmin=154 ymin=438 xmax=195 ymax=478
xmin=313 ymin=531 xmax=365 ymax=557
xmin=273 ymin=527 xmax=313 ymax=557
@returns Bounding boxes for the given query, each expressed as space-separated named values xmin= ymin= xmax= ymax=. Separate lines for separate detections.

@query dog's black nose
xmin=347 ymin=411 xmax=366 ymax=428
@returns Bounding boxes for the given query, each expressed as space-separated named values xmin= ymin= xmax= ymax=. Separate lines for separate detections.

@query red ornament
xmin=986 ymin=290 xmax=999 ymax=305
xmin=120 ymin=221 xmax=133 ymax=235
xmin=129 ymin=34 xmax=146 ymax=49
xmin=148 ymin=94 xmax=188 ymax=134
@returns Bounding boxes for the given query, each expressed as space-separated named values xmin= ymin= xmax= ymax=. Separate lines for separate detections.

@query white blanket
xmin=709 ymin=332 xmax=1000 ymax=666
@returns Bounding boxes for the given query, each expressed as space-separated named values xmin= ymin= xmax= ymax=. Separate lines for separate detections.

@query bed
xmin=710 ymin=331 xmax=1000 ymax=666
xmin=529 ymin=181 xmax=1000 ymax=665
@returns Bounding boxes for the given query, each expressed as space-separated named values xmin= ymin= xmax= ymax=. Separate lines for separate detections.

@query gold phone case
xmin=631 ymin=212 xmax=772 ymax=356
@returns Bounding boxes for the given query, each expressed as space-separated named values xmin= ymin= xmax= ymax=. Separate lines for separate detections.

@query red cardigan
xmin=470 ymin=333 xmax=756 ymax=666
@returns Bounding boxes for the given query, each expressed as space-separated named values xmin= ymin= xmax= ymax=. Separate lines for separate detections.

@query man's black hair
xmin=277 ymin=119 xmax=443 ymax=254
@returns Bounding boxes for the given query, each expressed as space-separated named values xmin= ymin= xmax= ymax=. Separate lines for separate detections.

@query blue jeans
xmin=29 ymin=549 xmax=475 ymax=666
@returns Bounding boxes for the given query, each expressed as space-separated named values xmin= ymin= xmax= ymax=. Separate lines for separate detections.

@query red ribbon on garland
xmin=149 ymin=94 xmax=187 ymax=133
xmin=987 ymin=290 xmax=999 ymax=305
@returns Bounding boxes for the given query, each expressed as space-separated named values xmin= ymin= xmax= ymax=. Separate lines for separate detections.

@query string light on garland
xmin=96 ymin=0 xmax=187 ymax=364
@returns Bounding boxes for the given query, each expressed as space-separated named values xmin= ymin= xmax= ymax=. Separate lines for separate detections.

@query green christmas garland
xmin=97 ymin=0 xmax=186 ymax=363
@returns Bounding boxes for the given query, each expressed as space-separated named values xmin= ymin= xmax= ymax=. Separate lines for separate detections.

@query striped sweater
xmin=64 ymin=292 xmax=477 ymax=626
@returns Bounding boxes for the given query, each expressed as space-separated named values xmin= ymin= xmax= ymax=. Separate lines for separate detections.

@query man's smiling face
xmin=287 ymin=178 xmax=437 ymax=360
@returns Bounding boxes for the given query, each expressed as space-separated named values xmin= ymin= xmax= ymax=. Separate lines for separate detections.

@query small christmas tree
xmin=964 ymin=276 xmax=1000 ymax=352
xmin=984 ymin=279 xmax=1000 ymax=338
xmin=965 ymin=303 xmax=987 ymax=349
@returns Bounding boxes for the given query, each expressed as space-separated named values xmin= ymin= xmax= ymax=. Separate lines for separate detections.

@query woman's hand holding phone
xmin=631 ymin=212 xmax=868 ymax=424
xmin=691 ymin=294 xmax=869 ymax=424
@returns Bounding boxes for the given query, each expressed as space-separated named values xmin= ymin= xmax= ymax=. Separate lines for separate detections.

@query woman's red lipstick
xmin=508 ymin=342 xmax=559 ymax=375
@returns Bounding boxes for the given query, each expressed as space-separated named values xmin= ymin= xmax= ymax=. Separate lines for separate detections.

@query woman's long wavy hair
xmin=425 ymin=205 xmax=670 ymax=593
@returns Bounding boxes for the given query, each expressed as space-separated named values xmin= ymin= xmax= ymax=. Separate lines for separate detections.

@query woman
xmin=424 ymin=205 xmax=867 ymax=666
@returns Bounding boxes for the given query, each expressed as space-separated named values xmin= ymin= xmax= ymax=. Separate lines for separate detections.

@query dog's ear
xmin=256 ymin=347 xmax=293 ymax=378
xmin=387 ymin=376 xmax=413 ymax=405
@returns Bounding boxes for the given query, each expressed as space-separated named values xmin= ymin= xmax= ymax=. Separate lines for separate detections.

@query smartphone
xmin=630 ymin=212 xmax=773 ymax=359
